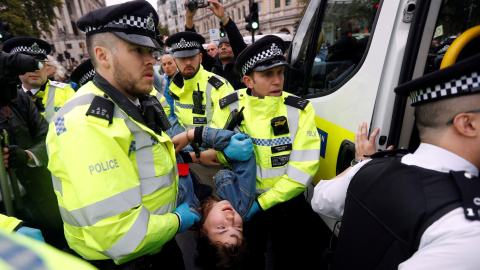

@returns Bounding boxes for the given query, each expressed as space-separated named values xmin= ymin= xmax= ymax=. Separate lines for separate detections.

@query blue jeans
xmin=176 ymin=127 xmax=256 ymax=219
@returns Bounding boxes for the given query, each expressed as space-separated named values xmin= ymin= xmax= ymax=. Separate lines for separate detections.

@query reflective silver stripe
xmin=59 ymin=185 xmax=142 ymax=227
xmin=174 ymin=100 xmax=181 ymax=115
xmin=51 ymin=174 xmax=63 ymax=197
xmin=101 ymin=206 xmax=150 ymax=261
xmin=289 ymin=149 xmax=320 ymax=162
xmin=50 ymin=93 xmax=96 ymax=123
xmin=140 ymin=170 xmax=174 ymax=196
xmin=151 ymin=201 xmax=174 ymax=215
xmin=286 ymin=165 xmax=313 ymax=186
xmin=45 ymin=84 xmax=57 ymax=122
xmin=205 ymin=82 xmax=213 ymax=126
xmin=286 ymin=105 xmax=299 ymax=144
xmin=256 ymin=187 xmax=271 ymax=194
xmin=160 ymin=98 xmax=169 ymax=109
xmin=256 ymin=166 xmax=286 ymax=180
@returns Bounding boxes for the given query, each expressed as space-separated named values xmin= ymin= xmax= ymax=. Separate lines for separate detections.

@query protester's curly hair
xmin=195 ymin=198 xmax=250 ymax=269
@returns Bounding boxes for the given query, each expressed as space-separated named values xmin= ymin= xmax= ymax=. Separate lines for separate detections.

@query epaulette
xmin=366 ymin=148 xmax=411 ymax=159
xmin=49 ymin=81 xmax=71 ymax=89
xmin=219 ymin=91 xmax=239 ymax=109
xmin=284 ymin=95 xmax=310 ymax=110
xmin=168 ymin=90 xmax=180 ymax=100
xmin=86 ymin=96 xmax=114 ymax=124
xmin=172 ymin=72 xmax=184 ymax=88
xmin=208 ymin=76 xmax=224 ymax=90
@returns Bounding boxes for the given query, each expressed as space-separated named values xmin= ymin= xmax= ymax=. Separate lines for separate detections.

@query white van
xmin=285 ymin=0 xmax=480 ymax=228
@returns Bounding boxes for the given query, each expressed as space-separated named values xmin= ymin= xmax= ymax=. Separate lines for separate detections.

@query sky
xmin=105 ymin=0 xmax=158 ymax=11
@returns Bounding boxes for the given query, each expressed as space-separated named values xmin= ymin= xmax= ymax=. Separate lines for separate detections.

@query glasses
xmin=207 ymin=49 xmax=216 ymax=52
xmin=446 ymin=109 xmax=480 ymax=125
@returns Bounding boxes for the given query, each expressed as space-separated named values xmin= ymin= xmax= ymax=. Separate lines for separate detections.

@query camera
xmin=185 ymin=0 xmax=209 ymax=10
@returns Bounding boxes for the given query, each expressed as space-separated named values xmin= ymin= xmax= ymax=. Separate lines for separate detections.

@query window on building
xmin=170 ymin=1 xmax=177 ymax=15
xmin=67 ymin=2 xmax=73 ymax=15
xmin=243 ymin=6 xmax=246 ymax=18
xmin=238 ymin=8 xmax=241 ymax=20
xmin=51 ymin=44 xmax=56 ymax=53
xmin=286 ymin=0 xmax=291 ymax=6
xmin=275 ymin=0 xmax=281 ymax=8
xmin=258 ymin=2 xmax=262 ymax=13
xmin=66 ymin=43 xmax=72 ymax=49
xmin=232 ymin=9 xmax=235 ymax=21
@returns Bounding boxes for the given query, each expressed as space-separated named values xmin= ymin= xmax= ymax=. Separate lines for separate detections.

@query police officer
xmin=211 ymin=35 xmax=331 ymax=270
xmin=46 ymin=1 xmax=198 ymax=269
xmin=2 ymin=37 xmax=76 ymax=122
xmin=165 ymin=31 xmax=234 ymax=132
xmin=311 ymin=54 xmax=480 ymax=269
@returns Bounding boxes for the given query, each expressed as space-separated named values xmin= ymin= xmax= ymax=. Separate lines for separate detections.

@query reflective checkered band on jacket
xmin=410 ymin=71 xmax=480 ymax=105
xmin=176 ymin=102 xmax=207 ymax=110
xmin=54 ymin=117 xmax=66 ymax=136
xmin=251 ymin=136 xmax=292 ymax=147
xmin=242 ymin=43 xmax=283 ymax=76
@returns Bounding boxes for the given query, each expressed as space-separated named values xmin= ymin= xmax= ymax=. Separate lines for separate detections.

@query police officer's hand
xmin=224 ymin=133 xmax=253 ymax=161
xmin=355 ymin=122 xmax=394 ymax=160
xmin=173 ymin=202 xmax=200 ymax=234
xmin=245 ymin=201 xmax=261 ymax=222
xmin=3 ymin=145 xmax=31 ymax=169
xmin=198 ymin=149 xmax=221 ymax=165
xmin=16 ymin=226 xmax=45 ymax=242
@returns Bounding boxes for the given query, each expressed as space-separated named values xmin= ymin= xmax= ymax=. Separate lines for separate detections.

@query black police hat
xmin=165 ymin=31 xmax=205 ymax=58
xmin=395 ymin=53 xmax=480 ymax=106
xmin=235 ymin=35 xmax=287 ymax=77
xmin=2 ymin=37 xmax=51 ymax=61
xmin=70 ymin=59 xmax=95 ymax=88
xmin=77 ymin=0 xmax=160 ymax=49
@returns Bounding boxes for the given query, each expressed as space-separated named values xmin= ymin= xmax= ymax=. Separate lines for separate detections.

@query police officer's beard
xmin=112 ymin=57 xmax=150 ymax=97
xmin=181 ymin=62 xmax=200 ymax=80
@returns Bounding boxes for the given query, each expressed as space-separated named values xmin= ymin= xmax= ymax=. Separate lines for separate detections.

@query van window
xmin=286 ymin=0 xmax=380 ymax=96
xmin=424 ymin=1 xmax=480 ymax=74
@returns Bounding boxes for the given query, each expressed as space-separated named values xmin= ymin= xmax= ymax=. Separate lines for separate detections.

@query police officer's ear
xmin=243 ymin=74 xmax=254 ymax=89
xmin=199 ymin=52 xmax=203 ymax=64
xmin=93 ymin=45 xmax=111 ymax=69
xmin=451 ymin=112 xmax=479 ymax=138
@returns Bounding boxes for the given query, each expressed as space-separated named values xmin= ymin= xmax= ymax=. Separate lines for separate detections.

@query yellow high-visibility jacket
xmin=169 ymin=65 xmax=234 ymax=131
xmin=212 ymin=89 xmax=320 ymax=211
xmin=46 ymin=79 xmax=179 ymax=265
xmin=0 ymin=214 xmax=22 ymax=233
xmin=29 ymin=80 xmax=76 ymax=122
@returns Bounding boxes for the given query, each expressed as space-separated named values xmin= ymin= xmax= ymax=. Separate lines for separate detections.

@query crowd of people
xmin=0 ymin=0 xmax=479 ymax=269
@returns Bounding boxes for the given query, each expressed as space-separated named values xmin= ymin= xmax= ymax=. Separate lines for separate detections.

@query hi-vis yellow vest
xmin=212 ymin=89 xmax=320 ymax=211
xmin=32 ymin=80 xmax=76 ymax=122
xmin=46 ymin=81 xmax=179 ymax=265
xmin=169 ymin=65 xmax=234 ymax=130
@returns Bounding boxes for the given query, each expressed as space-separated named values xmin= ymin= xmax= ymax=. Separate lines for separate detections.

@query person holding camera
xmin=46 ymin=2 xmax=199 ymax=269
xmin=185 ymin=0 xmax=247 ymax=90
xmin=2 ymin=37 xmax=76 ymax=123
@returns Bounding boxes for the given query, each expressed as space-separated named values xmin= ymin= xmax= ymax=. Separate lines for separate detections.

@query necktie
xmin=26 ymin=91 xmax=34 ymax=97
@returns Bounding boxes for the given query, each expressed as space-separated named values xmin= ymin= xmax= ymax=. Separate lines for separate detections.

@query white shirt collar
xmin=22 ymin=85 xmax=41 ymax=96
xmin=402 ymin=143 xmax=478 ymax=177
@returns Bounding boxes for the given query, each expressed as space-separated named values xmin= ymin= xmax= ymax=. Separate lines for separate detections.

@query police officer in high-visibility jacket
xmin=165 ymin=32 xmax=234 ymax=132
xmin=46 ymin=2 xmax=198 ymax=269
xmin=2 ymin=37 xmax=76 ymax=122
xmin=211 ymin=36 xmax=331 ymax=270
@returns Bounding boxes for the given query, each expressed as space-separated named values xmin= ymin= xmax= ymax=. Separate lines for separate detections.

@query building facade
xmin=158 ymin=0 xmax=304 ymax=43
xmin=43 ymin=0 xmax=106 ymax=68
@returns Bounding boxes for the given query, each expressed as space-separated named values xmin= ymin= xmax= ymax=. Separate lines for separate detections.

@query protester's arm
xmin=185 ymin=6 xmax=216 ymax=71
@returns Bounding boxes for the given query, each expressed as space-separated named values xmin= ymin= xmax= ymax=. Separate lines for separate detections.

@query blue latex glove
xmin=173 ymin=202 xmax=200 ymax=233
xmin=245 ymin=201 xmax=260 ymax=222
xmin=16 ymin=226 xmax=45 ymax=242
xmin=223 ymin=133 xmax=253 ymax=161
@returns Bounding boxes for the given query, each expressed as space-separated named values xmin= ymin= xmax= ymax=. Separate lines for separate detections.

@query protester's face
xmin=206 ymin=44 xmax=218 ymax=57
xmin=111 ymin=39 xmax=156 ymax=99
xmin=218 ymin=43 xmax=234 ymax=62
xmin=18 ymin=61 xmax=48 ymax=90
xmin=203 ymin=200 xmax=243 ymax=246
xmin=174 ymin=53 xmax=202 ymax=80
xmin=45 ymin=62 xmax=56 ymax=78
xmin=244 ymin=66 xmax=285 ymax=98
xmin=161 ymin=54 xmax=177 ymax=77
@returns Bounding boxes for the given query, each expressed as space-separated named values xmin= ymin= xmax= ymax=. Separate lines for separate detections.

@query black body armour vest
xmin=333 ymin=157 xmax=463 ymax=270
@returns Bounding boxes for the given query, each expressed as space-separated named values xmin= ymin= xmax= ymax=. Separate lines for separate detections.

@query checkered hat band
xmin=10 ymin=46 xmax=47 ymax=55
xmin=242 ymin=43 xmax=284 ymax=75
xmin=251 ymin=136 xmax=291 ymax=147
xmin=84 ymin=14 xmax=154 ymax=34
xmin=172 ymin=39 xmax=201 ymax=51
xmin=79 ymin=70 xmax=96 ymax=86
xmin=409 ymin=71 xmax=480 ymax=105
